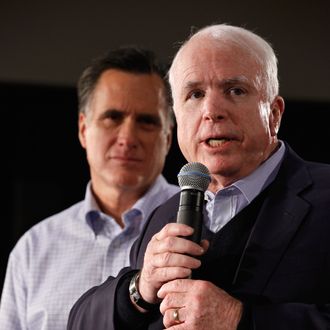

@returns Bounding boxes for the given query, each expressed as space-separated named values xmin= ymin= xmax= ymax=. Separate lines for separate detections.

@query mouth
xmin=112 ymin=156 xmax=140 ymax=161
xmin=110 ymin=154 xmax=142 ymax=162
xmin=206 ymin=138 xmax=234 ymax=147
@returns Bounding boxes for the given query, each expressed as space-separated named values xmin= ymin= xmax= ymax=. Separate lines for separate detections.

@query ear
xmin=165 ymin=129 xmax=173 ymax=155
xmin=78 ymin=112 xmax=87 ymax=149
xmin=269 ymin=96 xmax=285 ymax=136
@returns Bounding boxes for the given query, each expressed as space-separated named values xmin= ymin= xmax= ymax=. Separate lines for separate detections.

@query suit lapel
xmin=232 ymin=147 xmax=312 ymax=296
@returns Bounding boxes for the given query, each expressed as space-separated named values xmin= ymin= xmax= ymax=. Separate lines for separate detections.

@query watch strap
xmin=129 ymin=271 xmax=159 ymax=311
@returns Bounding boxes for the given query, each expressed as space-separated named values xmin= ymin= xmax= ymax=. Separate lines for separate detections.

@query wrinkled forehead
xmin=169 ymin=36 xmax=261 ymax=91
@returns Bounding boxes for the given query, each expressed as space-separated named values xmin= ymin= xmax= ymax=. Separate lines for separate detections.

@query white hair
xmin=169 ymin=24 xmax=279 ymax=102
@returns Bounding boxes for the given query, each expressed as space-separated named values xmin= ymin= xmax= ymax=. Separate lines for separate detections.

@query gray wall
xmin=1 ymin=0 xmax=329 ymax=101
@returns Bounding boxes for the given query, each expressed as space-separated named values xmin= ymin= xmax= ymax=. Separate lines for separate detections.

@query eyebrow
xmin=136 ymin=113 xmax=162 ymax=126
xmin=98 ymin=109 xmax=161 ymax=125
xmin=98 ymin=109 xmax=123 ymax=120
xmin=182 ymin=75 xmax=250 ymax=91
xmin=220 ymin=76 xmax=249 ymax=85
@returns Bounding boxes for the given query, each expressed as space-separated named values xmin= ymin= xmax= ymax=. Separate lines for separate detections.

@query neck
xmin=209 ymin=141 xmax=280 ymax=192
xmin=91 ymin=183 xmax=147 ymax=228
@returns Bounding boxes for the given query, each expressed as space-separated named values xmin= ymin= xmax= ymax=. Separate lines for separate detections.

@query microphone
xmin=176 ymin=162 xmax=211 ymax=243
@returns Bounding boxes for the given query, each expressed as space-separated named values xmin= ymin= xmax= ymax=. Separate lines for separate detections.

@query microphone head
xmin=177 ymin=162 xmax=211 ymax=192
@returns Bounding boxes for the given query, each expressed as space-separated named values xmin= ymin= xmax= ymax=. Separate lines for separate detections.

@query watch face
xmin=129 ymin=272 xmax=140 ymax=298
xmin=131 ymin=292 xmax=139 ymax=303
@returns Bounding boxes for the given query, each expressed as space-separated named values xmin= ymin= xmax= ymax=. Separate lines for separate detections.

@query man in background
xmin=0 ymin=46 xmax=179 ymax=329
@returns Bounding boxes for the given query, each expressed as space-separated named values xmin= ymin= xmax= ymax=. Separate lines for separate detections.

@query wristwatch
xmin=129 ymin=271 xmax=159 ymax=311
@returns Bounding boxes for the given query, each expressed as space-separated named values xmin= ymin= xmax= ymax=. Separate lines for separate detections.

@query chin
xmin=203 ymin=158 xmax=240 ymax=177
xmin=113 ymin=174 xmax=147 ymax=189
xmin=113 ymin=177 xmax=140 ymax=187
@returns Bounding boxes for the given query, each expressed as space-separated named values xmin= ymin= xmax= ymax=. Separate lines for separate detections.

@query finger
xmin=163 ymin=308 xmax=185 ymax=328
xmin=200 ymin=239 xmax=209 ymax=252
xmin=152 ymin=252 xmax=202 ymax=270
xmin=154 ymin=223 xmax=194 ymax=241
xmin=159 ymin=291 xmax=186 ymax=314
xmin=158 ymin=279 xmax=193 ymax=298
xmin=151 ymin=235 xmax=205 ymax=257
xmin=143 ymin=266 xmax=192 ymax=286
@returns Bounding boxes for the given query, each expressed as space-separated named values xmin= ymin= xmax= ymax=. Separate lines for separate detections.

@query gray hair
xmin=169 ymin=24 xmax=279 ymax=102
xmin=78 ymin=46 xmax=174 ymax=127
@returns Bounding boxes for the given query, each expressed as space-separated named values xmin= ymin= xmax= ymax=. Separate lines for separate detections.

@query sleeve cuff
xmin=114 ymin=270 xmax=160 ymax=329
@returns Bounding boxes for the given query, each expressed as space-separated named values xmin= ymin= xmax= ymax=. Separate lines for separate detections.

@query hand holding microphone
xmin=158 ymin=163 xmax=242 ymax=328
xmin=137 ymin=163 xmax=211 ymax=306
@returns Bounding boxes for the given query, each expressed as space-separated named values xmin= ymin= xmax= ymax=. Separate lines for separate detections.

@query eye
xmin=100 ymin=109 xmax=124 ymax=123
xmin=107 ymin=110 xmax=124 ymax=121
xmin=227 ymin=87 xmax=246 ymax=96
xmin=137 ymin=114 xmax=161 ymax=130
xmin=186 ymin=89 xmax=205 ymax=100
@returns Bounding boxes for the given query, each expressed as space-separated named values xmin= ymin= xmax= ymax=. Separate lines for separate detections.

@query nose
xmin=201 ymin=92 xmax=226 ymax=122
xmin=116 ymin=118 xmax=139 ymax=149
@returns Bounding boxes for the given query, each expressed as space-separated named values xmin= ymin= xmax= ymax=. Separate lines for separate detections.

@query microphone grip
xmin=176 ymin=189 xmax=204 ymax=243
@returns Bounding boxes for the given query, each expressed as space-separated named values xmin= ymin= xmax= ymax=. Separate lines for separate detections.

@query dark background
xmin=1 ymin=0 xmax=329 ymax=293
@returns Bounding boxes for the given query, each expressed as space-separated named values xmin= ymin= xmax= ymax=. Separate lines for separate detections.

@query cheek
xmin=175 ymin=112 xmax=198 ymax=160
xmin=176 ymin=124 xmax=193 ymax=162
xmin=143 ymin=136 xmax=168 ymax=174
xmin=85 ymin=130 xmax=109 ymax=157
xmin=257 ymin=103 xmax=272 ymax=133
xmin=241 ymin=107 xmax=271 ymax=141
xmin=176 ymin=111 xmax=194 ymax=137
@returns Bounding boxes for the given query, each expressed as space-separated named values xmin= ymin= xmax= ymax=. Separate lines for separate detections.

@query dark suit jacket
xmin=67 ymin=144 xmax=330 ymax=329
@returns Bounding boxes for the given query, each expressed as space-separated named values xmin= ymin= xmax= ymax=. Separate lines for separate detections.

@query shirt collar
xmin=81 ymin=182 xmax=103 ymax=234
xmin=125 ymin=175 xmax=171 ymax=229
xmin=206 ymin=141 xmax=285 ymax=202
xmin=83 ymin=175 xmax=171 ymax=233
xmin=84 ymin=181 xmax=101 ymax=213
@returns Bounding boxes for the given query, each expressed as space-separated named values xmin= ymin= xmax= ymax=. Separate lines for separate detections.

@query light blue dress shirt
xmin=0 ymin=175 xmax=179 ymax=330
xmin=205 ymin=142 xmax=285 ymax=232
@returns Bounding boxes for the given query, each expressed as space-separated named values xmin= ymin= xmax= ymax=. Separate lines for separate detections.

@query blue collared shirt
xmin=205 ymin=142 xmax=285 ymax=232
xmin=0 ymin=175 xmax=179 ymax=330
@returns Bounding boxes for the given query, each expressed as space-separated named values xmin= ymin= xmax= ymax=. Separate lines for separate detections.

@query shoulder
xmin=303 ymin=162 xmax=330 ymax=201
xmin=9 ymin=200 xmax=85 ymax=260
xmin=141 ymin=192 xmax=181 ymax=236
xmin=281 ymin=144 xmax=330 ymax=188
xmin=305 ymin=161 xmax=330 ymax=179
xmin=156 ymin=176 xmax=180 ymax=200
xmin=26 ymin=200 xmax=84 ymax=236
xmin=163 ymin=183 xmax=180 ymax=197
xmin=281 ymin=149 xmax=330 ymax=209
xmin=149 ymin=192 xmax=181 ymax=223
